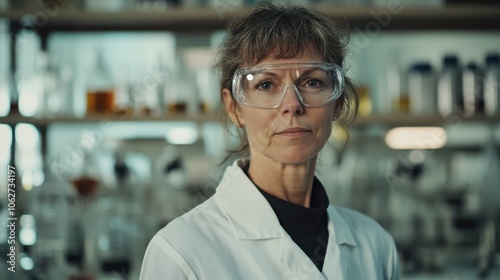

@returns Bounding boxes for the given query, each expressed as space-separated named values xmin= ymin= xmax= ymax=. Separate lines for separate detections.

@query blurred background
xmin=0 ymin=0 xmax=499 ymax=279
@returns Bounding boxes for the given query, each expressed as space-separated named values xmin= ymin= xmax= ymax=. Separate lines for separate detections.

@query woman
xmin=140 ymin=3 xmax=400 ymax=280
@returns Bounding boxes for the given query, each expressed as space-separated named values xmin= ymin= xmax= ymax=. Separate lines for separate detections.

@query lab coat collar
xmin=326 ymin=206 xmax=358 ymax=247
xmin=216 ymin=159 xmax=282 ymax=240
xmin=215 ymin=159 xmax=358 ymax=248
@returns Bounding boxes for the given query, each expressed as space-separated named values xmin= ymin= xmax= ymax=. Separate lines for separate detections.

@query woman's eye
xmin=257 ymin=81 xmax=273 ymax=90
xmin=305 ymin=79 xmax=323 ymax=88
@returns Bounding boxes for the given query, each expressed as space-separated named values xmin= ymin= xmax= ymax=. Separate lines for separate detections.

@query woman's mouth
xmin=276 ymin=127 xmax=311 ymax=137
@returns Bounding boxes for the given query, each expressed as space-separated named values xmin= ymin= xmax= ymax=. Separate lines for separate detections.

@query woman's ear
xmin=222 ymin=88 xmax=244 ymax=127
xmin=333 ymin=97 xmax=344 ymax=120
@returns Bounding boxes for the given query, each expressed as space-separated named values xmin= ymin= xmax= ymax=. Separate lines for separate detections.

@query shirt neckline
xmin=256 ymin=177 xmax=329 ymax=227
xmin=242 ymin=162 xmax=330 ymax=229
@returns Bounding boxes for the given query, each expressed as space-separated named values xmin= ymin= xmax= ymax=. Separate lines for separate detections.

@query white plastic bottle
xmin=462 ymin=62 xmax=483 ymax=116
xmin=0 ymin=19 xmax=9 ymax=116
xmin=484 ymin=54 xmax=500 ymax=116
xmin=408 ymin=62 xmax=436 ymax=114
xmin=438 ymin=55 xmax=462 ymax=116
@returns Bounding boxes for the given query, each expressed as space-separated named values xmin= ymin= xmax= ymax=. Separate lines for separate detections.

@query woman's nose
xmin=280 ymin=85 xmax=304 ymax=115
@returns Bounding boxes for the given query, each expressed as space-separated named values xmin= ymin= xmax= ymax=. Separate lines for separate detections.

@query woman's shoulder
xmin=154 ymin=195 xmax=231 ymax=248
xmin=330 ymin=205 xmax=394 ymax=244
xmin=158 ymin=196 xmax=218 ymax=233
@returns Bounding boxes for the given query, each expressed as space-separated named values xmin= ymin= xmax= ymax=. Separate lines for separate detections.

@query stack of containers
xmin=403 ymin=52 xmax=500 ymax=117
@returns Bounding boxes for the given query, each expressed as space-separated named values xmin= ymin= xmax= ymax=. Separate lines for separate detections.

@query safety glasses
xmin=231 ymin=62 xmax=344 ymax=108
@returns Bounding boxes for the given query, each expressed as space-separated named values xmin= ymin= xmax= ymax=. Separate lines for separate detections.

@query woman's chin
xmin=268 ymin=150 xmax=318 ymax=165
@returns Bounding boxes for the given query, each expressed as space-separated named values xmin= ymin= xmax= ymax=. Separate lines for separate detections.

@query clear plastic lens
xmin=232 ymin=63 xmax=344 ymax=108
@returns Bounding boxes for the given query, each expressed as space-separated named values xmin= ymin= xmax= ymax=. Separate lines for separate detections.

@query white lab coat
xmin=140 ymin=159 xmax=400 ymax=280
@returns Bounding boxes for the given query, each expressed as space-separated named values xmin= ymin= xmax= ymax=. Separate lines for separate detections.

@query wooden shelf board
xmin=2 ymin=6 xmax=500 ymax=32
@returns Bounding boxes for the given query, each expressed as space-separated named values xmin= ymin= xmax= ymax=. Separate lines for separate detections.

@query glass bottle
xmin=0 ymin=18 xmax=9 ymax=116
xmin=128 ymin=66 xmax=161 ymax=117
xmin=58 ymin=64 xmax=76 ymax=117
xmin=408 ymin=62 xmax=436 ymax=114
xmin=357 ymin=84 xmax=372 ymax=116
xmin=438 ymin=55 xmax=462 ymax=116
xmin=36 ymin=50 xmax=51 ymax=117
xmin=196 ymin=68 xmax=219 ymax=114
xmin=70 ymin=154 xmax=100 ymax=198
xmin=141 ymin=56 xmax=164 ymax=117
xmin=16 ymin=25 xmax=41 ymax=117
xmin=165 ymin=72 xmax=189 ymax=115
xmin=387 ymin=53 xmax=409 ymax=114
xmin=40 ymin=48 xmax=75 ymax=118
xmin=462 ymin=62 xmax=483 ymax=116
xmin=8 ymin=72 xmax=19 ymax=116
xmin=97 ymin=152 xmax=141 ymax=278
xmin=86 ymin=49 xmax=115 ymax=115
xmin=0 ymin=75 xmax=8 ymax=117
xmin=484 ymin=53 xmax=500 ymax=116
xmin=386 ymin=63 xmax=402 ymax=113
xmin=112 ymin=67 xmax=131 ymax=117
xmin=67 ymin=137 xmax=103 ymax=280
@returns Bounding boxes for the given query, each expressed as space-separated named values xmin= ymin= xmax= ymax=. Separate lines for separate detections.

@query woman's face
xmin=223 ymin=50 xmax=337 ymax=165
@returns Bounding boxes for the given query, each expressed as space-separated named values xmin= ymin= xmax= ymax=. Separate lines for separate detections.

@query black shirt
xmin=243 ymin=165 xmax=330 ymax=271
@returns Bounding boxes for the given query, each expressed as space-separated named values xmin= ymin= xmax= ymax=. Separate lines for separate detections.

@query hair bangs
xmin=242 ymin=41 xmax=319 ymax=66
xmin=240 ymin=11 xmax=326 ymax=65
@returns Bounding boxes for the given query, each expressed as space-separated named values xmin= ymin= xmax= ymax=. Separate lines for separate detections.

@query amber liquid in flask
xmin=167 ymin=102 xmax=187 ymax=114
xmin=86 ymin=89 xmax=115 ymax=114
xmin=86 ymin=49 xmax=115 ymax=115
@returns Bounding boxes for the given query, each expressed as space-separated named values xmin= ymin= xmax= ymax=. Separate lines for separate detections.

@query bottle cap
xmin=485 ymin=53 xmax=500 ymax=65
xmin=443 ymin=55 xmax=459 ymax=66
xmin=410 ymin=63 xmax=433 ymax=73
xmin=466 ymin=62 xmax=479 ymax=70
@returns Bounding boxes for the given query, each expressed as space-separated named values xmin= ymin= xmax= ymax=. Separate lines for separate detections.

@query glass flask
xmin=66 ymin=136 xmax=103 ymax=280
xmin=86 ymin=49 xmax=115 ymax=115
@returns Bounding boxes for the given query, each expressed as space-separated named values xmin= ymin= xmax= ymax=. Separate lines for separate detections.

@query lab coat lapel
xmin=280 ymin=230 xmax=327 ymax=280
xmin=216 ymin=159 xmax=281 ymax=240
xmin=321 ymin=226 xmax=347 ymax=280
xmin=321 ymin=206 xmax=358 ymax=280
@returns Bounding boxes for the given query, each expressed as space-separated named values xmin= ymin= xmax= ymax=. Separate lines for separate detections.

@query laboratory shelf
xmin=354 ymin=114 xmax=500 ymax=127
xmin=1 ymin=5 xmax=500 ymax=32
xmin=1 ymin=113 xmax=498 ymax=127
xmin=0 ymin=112 xmax=221 ymax=126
